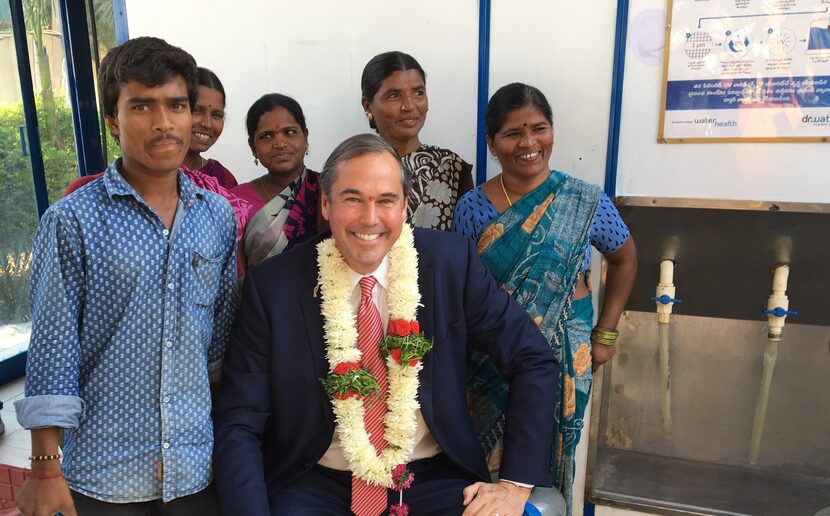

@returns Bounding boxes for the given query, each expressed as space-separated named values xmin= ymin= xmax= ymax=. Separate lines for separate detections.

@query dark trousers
xmin=71 ymin=483 xmax=219 ymax=516
xmin=268 ymin=453 xmax=481 ymax=515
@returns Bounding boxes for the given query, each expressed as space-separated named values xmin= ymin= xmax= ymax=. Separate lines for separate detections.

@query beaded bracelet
xmin=29 ymin=453 xmax=62 ymax=461
xmin=591 ymin=326 xmax=620 ymax=346
xmin=27 ymin=472 xmax=63 ymax=480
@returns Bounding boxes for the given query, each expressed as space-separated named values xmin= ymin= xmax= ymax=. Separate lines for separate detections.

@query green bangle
xmin=591 ymin=326 xmax=619 ymax=346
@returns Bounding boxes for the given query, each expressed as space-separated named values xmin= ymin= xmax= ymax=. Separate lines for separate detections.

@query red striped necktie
xmin=350 ymin=275 xmax=388 ymax=516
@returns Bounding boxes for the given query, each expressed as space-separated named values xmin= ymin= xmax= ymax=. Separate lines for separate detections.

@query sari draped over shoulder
xmin=184 ymin=168 xmax=252 ymax=240
xmin=469 ymin=170 xmax=600 ymax=515
xmin=242 ymin=169 xmax=319 ymax=267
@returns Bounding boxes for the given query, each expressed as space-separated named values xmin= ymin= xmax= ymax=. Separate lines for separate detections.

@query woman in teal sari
xmin=453 ymin=83 xmax=637 ymax=514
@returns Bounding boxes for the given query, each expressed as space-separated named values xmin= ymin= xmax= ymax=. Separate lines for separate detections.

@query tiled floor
xmin=0 ymin=377 xmax=27 ymax=513
xmin=0 ymin=378 xmax=28 ymax=469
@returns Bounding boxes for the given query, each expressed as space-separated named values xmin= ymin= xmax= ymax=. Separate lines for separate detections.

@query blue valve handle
xmin=763 ymin=307 xmax=798 ymax=317
xmin=651 ymin=294 xmax=682 ymax=304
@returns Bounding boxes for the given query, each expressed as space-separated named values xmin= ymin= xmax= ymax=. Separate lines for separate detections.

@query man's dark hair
xmin=485 ymin=82 xmax=553 ymax=139
xmin=98 ymin=36 xmax=198 ymax=118
xmin=245 ymin=93 xmax=307 ymax=143
xmin=321 ymin=133 xmax=410 ymax=200
xmin=360 ymin=51 xmax=426 ymax=131
xmin=196 ymin=67 xmax=226 ymax=105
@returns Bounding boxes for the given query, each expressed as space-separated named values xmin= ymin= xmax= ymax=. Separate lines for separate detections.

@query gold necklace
xmin=499 ymin=174 xmax=513 ymax=207
xmin=258 ymin=176 xmax=272 ymax=199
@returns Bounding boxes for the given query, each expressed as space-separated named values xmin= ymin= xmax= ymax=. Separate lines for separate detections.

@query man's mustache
xmin=147 ymin=134 xmax=183 ymax=146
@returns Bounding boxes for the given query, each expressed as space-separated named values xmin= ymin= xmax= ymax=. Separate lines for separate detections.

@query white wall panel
xmin=125 ymin=0 xmax=479 ymax=182
xmin=489 ymin=0 xmax=618 ymax=185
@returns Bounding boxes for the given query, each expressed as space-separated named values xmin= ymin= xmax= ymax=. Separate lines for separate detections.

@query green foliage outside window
xmin=0 ymin=94 xmax=119 ymax=324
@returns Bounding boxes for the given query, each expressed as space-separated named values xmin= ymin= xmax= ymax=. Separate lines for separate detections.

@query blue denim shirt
xmin=15 ymin=161 xmax=238 ymax=503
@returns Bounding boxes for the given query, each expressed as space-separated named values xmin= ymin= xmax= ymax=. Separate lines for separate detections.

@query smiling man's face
xmin=321 ymin=151 xmax=408 ymax=275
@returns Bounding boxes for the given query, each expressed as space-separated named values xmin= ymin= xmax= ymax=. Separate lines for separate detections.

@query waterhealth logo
xmin=693 ymin=117 xmax=737 ymax=127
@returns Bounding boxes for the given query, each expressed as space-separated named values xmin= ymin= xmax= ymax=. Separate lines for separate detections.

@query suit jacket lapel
xmin=299 ymin=246 xmax=334 ymax=431
xmin=417 ymin=264 xmax=436 ymax=425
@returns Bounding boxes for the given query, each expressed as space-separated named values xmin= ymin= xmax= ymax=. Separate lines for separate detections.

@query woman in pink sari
xmin=231 ymin=94 xmax=322 ymax=270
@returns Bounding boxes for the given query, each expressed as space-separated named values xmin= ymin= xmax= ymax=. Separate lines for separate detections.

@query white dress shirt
xmin=317 ymin=257 xmax=442 ymax=470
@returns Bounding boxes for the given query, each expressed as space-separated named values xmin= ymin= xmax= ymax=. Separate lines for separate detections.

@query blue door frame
xmin=58 ymin=0 xmax=106 ymax=177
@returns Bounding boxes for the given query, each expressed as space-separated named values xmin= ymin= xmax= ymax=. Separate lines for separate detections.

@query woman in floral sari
xmin=231 ymin=94 xmax=322 ymax=270
xmin=361 ymin=51 xmax=473 ymax=230
xmin=452 ymin=83 xmax=637 ymax=514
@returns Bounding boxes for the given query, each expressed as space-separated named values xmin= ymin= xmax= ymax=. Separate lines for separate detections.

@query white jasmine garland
xmin=317 ymin=224 xmax=423 ymax=487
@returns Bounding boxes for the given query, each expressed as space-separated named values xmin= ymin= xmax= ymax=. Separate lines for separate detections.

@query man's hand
xmin=591 ymin=341 xmax=616 ymax=372
xmin=16 ymin=477 xmax=77 ymax=516
xmin=462 ymin=480 xmax=531 ymax=515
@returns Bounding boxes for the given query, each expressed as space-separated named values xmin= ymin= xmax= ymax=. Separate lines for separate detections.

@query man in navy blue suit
xmin=214 ymin=134 xmax=558 ymax=515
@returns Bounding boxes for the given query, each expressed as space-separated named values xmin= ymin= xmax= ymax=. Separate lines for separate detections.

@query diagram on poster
xmin=659 ymin=0 xmax=830 ymax=141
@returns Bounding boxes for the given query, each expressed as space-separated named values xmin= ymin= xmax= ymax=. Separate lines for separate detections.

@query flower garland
xmin=317 ymin=223 xmax=432 ymax=489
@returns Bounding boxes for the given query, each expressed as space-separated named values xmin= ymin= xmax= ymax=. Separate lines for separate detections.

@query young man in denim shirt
xmin=15 ymin=37 xmax=237 ymax=515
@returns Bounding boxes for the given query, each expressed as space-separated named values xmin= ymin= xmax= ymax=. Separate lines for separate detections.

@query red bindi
xmin=274 ymin=123 xmax=281 ymax=131
xmin=368 ymin=196 xmax=376 ymax=202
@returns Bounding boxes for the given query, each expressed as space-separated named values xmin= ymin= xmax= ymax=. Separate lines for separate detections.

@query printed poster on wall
xmin=659 ymin=0 xmax=830 ymax=142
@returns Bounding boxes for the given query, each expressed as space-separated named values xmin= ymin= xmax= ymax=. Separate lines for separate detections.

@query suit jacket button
xmin=303 ymin=462 xmax=311 ymax=470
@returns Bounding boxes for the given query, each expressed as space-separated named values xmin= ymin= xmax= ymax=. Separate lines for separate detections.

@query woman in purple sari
xmin=231 ymin=94 xmax=322 ymax=270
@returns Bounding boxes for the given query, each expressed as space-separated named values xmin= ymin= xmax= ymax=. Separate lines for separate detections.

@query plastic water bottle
xmin=524 ymin=486 xmax=566 ymax=516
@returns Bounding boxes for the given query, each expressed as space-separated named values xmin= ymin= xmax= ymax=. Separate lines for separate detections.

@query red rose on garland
xmin=333 ymin=362 xmax=360 ymax=375
xmin=390 ymin=348 xmax=419 ymax=367
xmin=394 ymin=319 xmax=411 ymax=336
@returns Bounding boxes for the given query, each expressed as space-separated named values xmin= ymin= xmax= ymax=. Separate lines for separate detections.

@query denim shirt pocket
xmin=189 ymin=250 xmax=223 ymax=306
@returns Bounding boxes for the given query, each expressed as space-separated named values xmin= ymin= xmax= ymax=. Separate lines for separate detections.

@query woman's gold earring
xmin=366 ymin=112 xmax=373 ymax=120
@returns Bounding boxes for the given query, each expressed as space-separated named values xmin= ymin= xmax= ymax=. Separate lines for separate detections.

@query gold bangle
xmin=593 ymin=325 xmax=619 ymax=336
xmin=591 ymin=326 xmax=619 ymax=346
xmin=592 ymin=326 xmax=619 ymax=337
xmin=29 ymin=453 xmax=62 ymax=461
